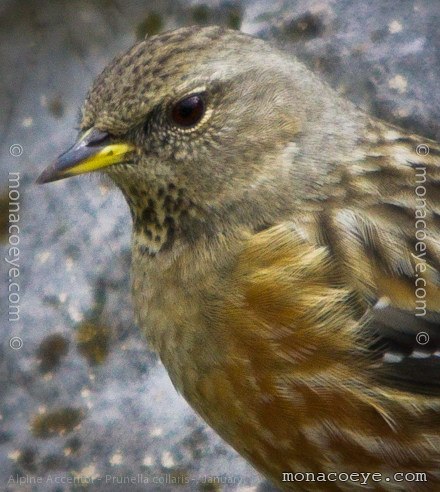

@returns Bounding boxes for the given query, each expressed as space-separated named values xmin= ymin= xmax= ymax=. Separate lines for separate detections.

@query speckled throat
xmin=118 ymin=181 xmax=192 ymax=256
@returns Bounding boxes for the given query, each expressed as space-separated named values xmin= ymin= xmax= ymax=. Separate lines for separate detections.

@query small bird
xmin=38 ymin=26 xmax=440 ymax=491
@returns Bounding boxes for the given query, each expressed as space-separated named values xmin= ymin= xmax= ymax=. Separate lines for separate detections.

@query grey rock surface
xmin=0 ymin=1 xmax=439 ymax=491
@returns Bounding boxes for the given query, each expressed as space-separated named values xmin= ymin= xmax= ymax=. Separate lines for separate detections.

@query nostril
xmin=83 ymin=128 xmax=110 ymax=147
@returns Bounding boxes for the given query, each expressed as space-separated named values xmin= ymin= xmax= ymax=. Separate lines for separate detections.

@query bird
xmin=37 ymin=26 xmax=440 ymax=491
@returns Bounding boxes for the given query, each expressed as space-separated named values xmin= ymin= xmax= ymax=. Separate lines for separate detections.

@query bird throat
xmin=119 ymin=181 xmax=191 ymax=257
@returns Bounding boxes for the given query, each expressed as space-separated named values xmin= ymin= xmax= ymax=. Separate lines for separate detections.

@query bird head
xmin=37 ymin=26 xmax=360 ymax=252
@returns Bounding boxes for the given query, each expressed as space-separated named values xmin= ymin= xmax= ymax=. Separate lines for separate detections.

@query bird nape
xmin=38 ymin=25 xmax=440 ymax=491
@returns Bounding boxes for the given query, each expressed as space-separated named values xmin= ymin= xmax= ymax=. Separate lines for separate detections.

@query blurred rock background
xmin=0 ymin=1 xmax=439 ymax=491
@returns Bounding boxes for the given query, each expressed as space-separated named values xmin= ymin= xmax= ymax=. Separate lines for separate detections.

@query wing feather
xmin=316 ymin=121 xmax=440 ymax=395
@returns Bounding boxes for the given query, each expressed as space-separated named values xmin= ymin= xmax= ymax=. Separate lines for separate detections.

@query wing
xmin=296 ymin=118 xmax=440 ymax=396
xmin=213 ymin=220 xmax=440 ymax=485
xmin=199 ymin=127 xmax=440 ymax=485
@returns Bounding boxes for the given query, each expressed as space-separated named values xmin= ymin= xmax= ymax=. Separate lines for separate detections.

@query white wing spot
xmin=383 ymin=352 xmax=404 ymax=363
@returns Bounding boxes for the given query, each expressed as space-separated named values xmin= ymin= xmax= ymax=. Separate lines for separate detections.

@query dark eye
xmin=171 ymin=94 xmax=205 ymax=128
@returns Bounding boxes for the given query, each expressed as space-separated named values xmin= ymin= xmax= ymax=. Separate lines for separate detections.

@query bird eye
xmin=171 ymin=94 xmax=205 ymax=128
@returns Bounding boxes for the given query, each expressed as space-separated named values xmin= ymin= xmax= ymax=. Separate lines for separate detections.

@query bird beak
xmin=36 ymin=128 xmax=136 ymax=184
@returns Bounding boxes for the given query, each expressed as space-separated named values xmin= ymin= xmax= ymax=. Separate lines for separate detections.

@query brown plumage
xmin=38 ymin=26 xmax=440 ymax=491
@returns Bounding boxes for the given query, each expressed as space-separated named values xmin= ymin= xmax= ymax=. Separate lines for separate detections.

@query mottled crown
xmin=81 ymin=26 xmax=267 ymax=134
